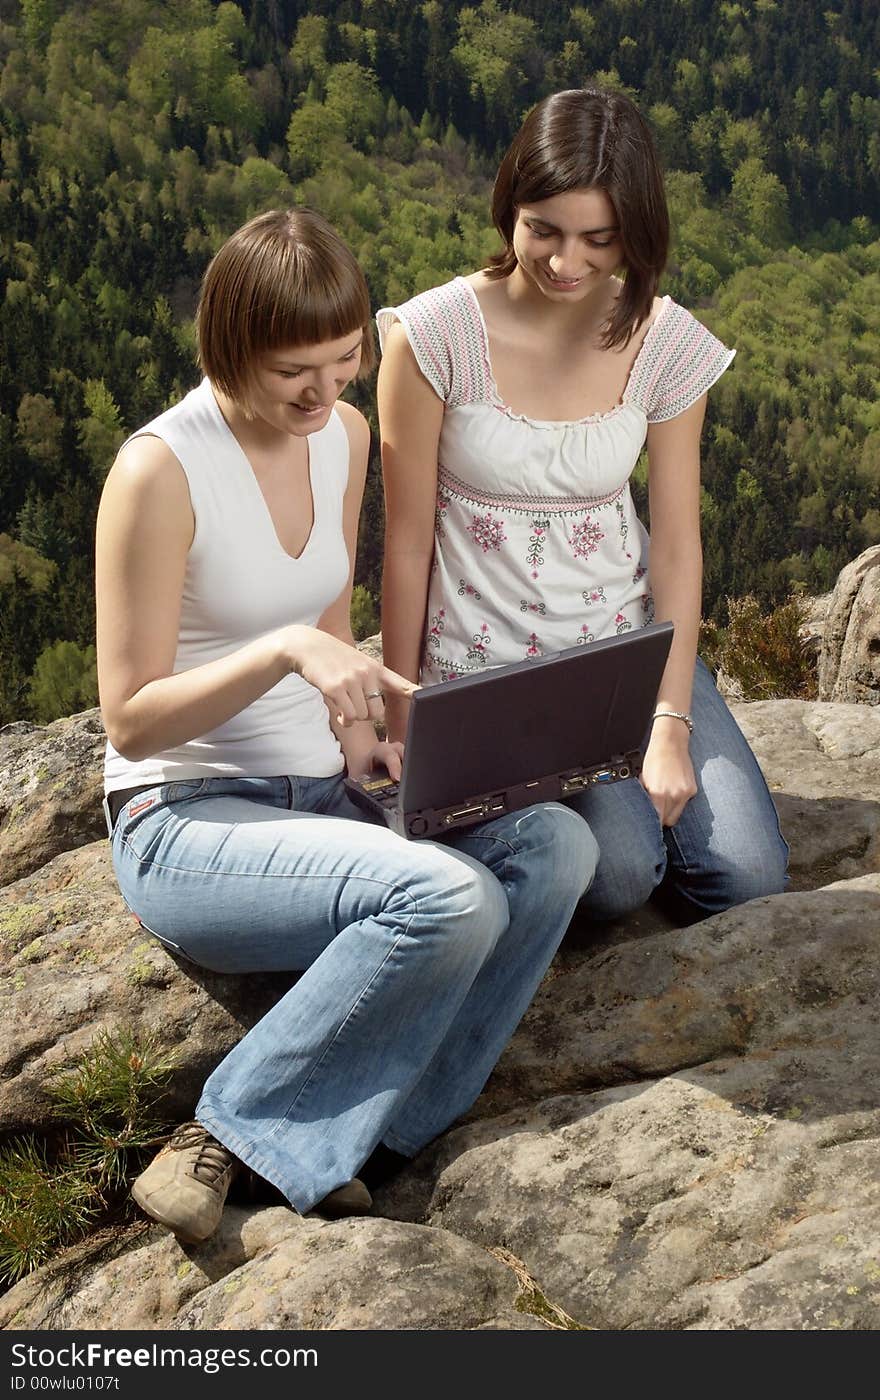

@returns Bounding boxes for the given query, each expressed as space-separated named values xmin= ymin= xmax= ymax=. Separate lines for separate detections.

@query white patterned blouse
xmin=377 ymin=276 xmax=734 ymax=683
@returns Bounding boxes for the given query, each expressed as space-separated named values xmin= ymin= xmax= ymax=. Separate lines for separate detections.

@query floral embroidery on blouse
xmin=526 ymin=520 xmax=549 ymax=579
xmin=525 ymin=631 xmax=542 ymax=658
xmin=457 ymin=579 xmax=482 ymax=599
xmin=427 ymin=608 xmax=446 ymax=649
xmin=615 ymin=611 xmax=632 ymax=634
xmin=616 ymin=499 xmax=631 ymax=559
xmin=520 ymin=600 xmax=546 ymax=615
xmin=577 ymin=624 xmax=595 ymax=645
xmin=466 ymin=622 xmax=492 ymax=665
xmin=569 ymin=517 xmax=605 ymax=560
xmin=435 ymin=489 xmax=450 ymax=540
xmin=582 ymin=586 xmax=607 ymax=606
xmin=468 ymin=513 xmax=507 ymax=553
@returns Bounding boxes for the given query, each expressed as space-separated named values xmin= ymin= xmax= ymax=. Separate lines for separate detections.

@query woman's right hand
xmin=283 ymin=625 xmax=418 ymax=726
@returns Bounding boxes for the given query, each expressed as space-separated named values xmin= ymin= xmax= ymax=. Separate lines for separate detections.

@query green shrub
xmin=0 ymin=1029 xmax=176 ymax=1285
xmin=350 ymin=583 xmax=379 ymax=642
xmin=700 ymin=592 xmax=818 ymax=700
xmin=27 ymin=639 xmax=99 ymax=723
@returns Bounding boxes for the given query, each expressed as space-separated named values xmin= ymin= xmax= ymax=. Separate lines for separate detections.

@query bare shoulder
xmin=335 ymin=399 xmax=370 ymax=452
xmin=465 ymin=269 xmax=500 ymax=311
xmin=380 ymin=318 xmax=412 ymax=356
xmin=335 ymin=400 xmax=370 ymax=483
xmin=105 ymin=433 xmax=189 ymax=502
xmin=99 ymin=433 xmax=193 ymax=546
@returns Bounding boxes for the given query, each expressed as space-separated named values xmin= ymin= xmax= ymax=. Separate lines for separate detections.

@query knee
xmin=714 ymin=843 xmax=788 ymax=907
xmin=409 ymin=846 xmax=509 ymax=952
xmin=511 ymin=803 xmax=599 ymax=901
xmin=672 ymin=836 xmax=788 ymax=921
xmin=583 ymin=844 xmax=665 ymax=921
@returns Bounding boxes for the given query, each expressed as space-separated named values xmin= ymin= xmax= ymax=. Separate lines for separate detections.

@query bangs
xmin=197 ymin=207 xmax=375 ymax=405
xmin=257 ymin=239 xmax=372 ymax=352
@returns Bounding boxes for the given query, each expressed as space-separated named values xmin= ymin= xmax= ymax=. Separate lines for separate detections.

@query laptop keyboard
xmin=354 ymin=774 xmax=399 ymax=805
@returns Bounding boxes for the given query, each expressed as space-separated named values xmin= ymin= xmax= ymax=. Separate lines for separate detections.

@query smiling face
xmin=511 ymin=187 xmax=622 ymax=302
xmin=243 ymin=329 xmax=364 ymax=435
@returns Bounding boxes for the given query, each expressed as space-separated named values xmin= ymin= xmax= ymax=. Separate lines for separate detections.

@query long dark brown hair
xmin=487 ymin=88 xmax=669 ymax=348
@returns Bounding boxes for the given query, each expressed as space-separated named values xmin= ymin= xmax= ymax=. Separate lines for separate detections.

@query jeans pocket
xmin=161 ymin=778 xmax=210 ymax=805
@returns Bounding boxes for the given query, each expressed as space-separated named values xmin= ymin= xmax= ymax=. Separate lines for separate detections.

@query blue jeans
xmin=570 ymin=658 xmax=789 ymax=924
xmin=110 ymin=776 xmax=596 ymax=1213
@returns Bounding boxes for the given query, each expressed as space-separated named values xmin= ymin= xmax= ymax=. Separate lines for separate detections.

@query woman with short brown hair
xmin=96 ymin=206 xmax=595 ymax=1245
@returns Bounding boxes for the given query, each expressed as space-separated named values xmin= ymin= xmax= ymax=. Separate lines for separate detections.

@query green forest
xmin=1 ymin=0 xmax=878 ymax=724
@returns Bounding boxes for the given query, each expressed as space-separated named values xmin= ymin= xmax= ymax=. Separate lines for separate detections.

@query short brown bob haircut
xmin=487 ymin=88 xmax=669 ymax=349
xmin=197 ymin=207 xmax=375 ymax=410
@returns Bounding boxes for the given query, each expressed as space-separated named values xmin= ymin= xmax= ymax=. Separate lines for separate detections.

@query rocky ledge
xmin=2 ymin=540 xmax=880 ymax=1333
xmin=1 ymin=687 xmax=878 ymax=1332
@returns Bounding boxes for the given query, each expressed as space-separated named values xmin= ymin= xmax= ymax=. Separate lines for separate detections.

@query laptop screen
xmin=398 ymin=622 xmax=674 ymax=812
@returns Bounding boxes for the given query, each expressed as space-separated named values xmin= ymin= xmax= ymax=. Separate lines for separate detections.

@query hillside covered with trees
xmin=1 ymin=0 xmax=878 ymax=723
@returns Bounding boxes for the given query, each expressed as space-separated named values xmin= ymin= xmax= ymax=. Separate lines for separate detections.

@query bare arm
xmin=377 ymin=321 xmax=445 ymax=742
xmin=641 ymin=393 xmax=706 ymax=825
xmin=317 ymin=402 xmax=405 ymax=779
xmin=96 ymin=429 xmax=411 ymax=763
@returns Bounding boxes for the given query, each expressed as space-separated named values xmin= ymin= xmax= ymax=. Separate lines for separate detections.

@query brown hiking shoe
xmin=131 ymin=1122 xmax=238 ymax=1244
xmin=312 ymin=1177 xmax=372 ymax=1219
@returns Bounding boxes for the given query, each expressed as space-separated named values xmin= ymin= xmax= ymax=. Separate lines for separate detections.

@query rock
xmin=3 ymin=600 xmax=880 ymax=1331
xmin=377 ymin=1042 xmax=880 ymax=1329
xmin=0 ymin=709 xmax=107 ymax=888
xmin=3 ymin=704 xmax=879 ymax=1143
xmin=799 ymin=590 xmax=833 ymax=654
xmin=0 ymin=1207 xmax=546 ymax=1332
xmin=0 ymin=841 xmax=296 ymax=1135
xmin=728 ymin=699 xmax=880 ymax=890
xmin=818 ymin=544 xmax=880 ymax=703
xmin=457 ymin=881 xmax=880 ymax=1120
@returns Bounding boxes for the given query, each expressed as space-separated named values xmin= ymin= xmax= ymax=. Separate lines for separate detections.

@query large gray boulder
xmin=818 ymin=544 xmax=880 ymax=703
xmin=2 ymin=680 xmax=880 ymax=1331
xmin=0 ymin=709 xmax=106 ymax=887
xmin=0 ymin=1209 xmax=546 ymax=1332
xmin=0 ymin=841 xmax=296 ymax=1134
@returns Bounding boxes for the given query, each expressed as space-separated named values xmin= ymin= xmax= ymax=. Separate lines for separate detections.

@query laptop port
xmin=618 ymin=764 xmax=631 ymax=779
xmin=592 ymin=769 xmax=615 ymax=783
xmin=561 ymin=774 xmax=588 ymax=793
xmin=444 ymin=803 xmax=488 ymax=824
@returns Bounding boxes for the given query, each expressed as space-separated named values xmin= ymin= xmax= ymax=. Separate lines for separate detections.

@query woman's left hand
xmin=639 ymin=723 xmax=698 ymax=828
xmin=360 ymin=740 xmax=406 ymax=783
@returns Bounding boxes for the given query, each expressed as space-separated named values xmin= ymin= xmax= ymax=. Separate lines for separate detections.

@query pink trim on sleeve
xmin=376 ymin=280 xmax=492 ymax=408
xmin=627 ymin=302 xmax=735 ymax=423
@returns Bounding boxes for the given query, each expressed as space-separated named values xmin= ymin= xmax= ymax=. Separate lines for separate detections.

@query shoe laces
xmin=169 ymin=1122 xmax=235 ymax=1190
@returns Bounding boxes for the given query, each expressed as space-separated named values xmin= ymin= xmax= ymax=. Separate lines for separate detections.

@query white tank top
xmin=103 ymin=379 xmax=349 ymax=792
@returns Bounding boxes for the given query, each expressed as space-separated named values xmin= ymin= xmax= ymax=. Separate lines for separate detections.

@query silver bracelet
xmin=652 ymin=709 xmax=694 ymax=734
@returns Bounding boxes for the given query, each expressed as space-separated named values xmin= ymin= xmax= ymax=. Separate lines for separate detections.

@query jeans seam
xmin=663 ymin=825 xmax=692 ymax=877
xmin=117 ymin=838 xmax=421 ymax=912
xmin=278 ymin=926 xmax=412 ymax=1124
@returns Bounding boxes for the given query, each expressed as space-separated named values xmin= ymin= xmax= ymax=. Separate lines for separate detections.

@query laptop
xmin=344 ymin=620 xmax=674 ymax=839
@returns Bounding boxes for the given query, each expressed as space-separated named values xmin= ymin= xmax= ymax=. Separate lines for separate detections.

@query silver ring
xmin=365 ymin=690 xmax=383 ymax=699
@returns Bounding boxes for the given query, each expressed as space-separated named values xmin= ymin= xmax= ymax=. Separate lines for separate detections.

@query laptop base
xmin=345 ymin=749 xmax=643 ymax=840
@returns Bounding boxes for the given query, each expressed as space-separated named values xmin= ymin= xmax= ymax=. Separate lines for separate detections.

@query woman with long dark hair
xmin=377 ymin=88 xmax=788 ymax=925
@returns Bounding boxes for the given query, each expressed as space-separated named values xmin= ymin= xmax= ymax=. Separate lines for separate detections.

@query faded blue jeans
xmin=111 ymin=777 xmax=596 ymax=1214
xmin=571 ymin=658 xmax=789 ymax=924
